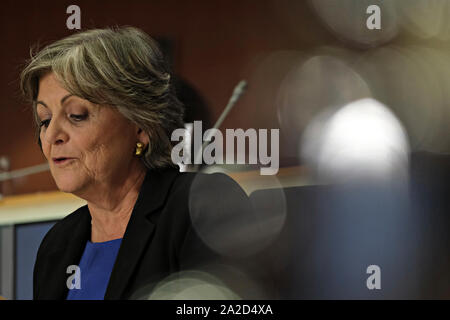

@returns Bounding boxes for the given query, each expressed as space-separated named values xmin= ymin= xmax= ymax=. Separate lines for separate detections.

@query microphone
xmin=194 ymin=80 xmax=248 ymax=165
xmin=211 ymin=80 xmax=247 ymax=133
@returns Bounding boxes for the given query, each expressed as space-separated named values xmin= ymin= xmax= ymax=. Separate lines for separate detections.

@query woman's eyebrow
xmin=60 ymin=94 xmax=74 ymax=105
xmin=36 ymin=94 xmax=74 ymax=108
xmin=36 ymin=100 xmax=48 ymax=108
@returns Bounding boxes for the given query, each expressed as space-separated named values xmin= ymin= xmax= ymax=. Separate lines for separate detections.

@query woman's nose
xmin=43 ymin=118 xmax=69 ymax=145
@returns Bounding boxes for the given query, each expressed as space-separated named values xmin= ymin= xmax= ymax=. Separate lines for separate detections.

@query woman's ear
xmin=137 ymin=127 xmax=150 ymax=146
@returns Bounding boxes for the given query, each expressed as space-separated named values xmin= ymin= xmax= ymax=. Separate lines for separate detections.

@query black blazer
xmin=33 ymin=168 xmax=254 ymax=300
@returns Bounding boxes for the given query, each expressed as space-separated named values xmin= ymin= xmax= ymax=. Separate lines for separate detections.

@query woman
xmin=20 ymin=27 xmax=254 ymax=300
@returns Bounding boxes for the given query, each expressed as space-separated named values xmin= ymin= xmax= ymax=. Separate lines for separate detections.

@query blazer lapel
xmin=104 ymin=168 xmax=180 ymax=299
xmin=39 ymin=206 xmax=91 ymax=299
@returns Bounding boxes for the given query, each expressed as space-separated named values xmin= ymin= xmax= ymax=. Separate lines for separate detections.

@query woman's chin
xmin=56 ymin=182 xmax=79 ymax=193
xmin=53 ymin=176 xmax=86 ymax=194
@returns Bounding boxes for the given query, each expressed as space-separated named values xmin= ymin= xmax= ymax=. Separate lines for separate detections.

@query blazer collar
xmin=104 ymin=167 xmax=180 ymax=299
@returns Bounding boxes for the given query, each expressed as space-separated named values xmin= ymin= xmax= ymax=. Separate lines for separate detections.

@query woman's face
xmin=36 ymin=72 xmax=146 ymax=195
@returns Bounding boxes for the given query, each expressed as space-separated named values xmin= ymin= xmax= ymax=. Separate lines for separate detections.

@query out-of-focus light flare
xmin=188 ymin=170 xmax=287 ymax=259
xmin=354 ymin=46 xmax=450 ymax=153
xmin=308 ymin=0 xmax=450 ymax=44
xmin=309 ymin=0 xmax=399 ymax=47
xmin=301 ymin=98 xmax=410 ymax=184
xmin=395 ymin=0 xmax=448 ymax=40
xmin=277 ymin=54 xmax=372 ymax=151
xmin=146 ymin=271 xmax=240 ymax=300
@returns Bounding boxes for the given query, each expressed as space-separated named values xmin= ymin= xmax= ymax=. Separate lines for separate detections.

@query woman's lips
xmin=52 ymin=158 xmax=76 ymax=167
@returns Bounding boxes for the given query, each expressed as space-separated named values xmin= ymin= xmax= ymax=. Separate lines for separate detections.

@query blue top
xmin=66 ymin=238 xmax=122 ymax=300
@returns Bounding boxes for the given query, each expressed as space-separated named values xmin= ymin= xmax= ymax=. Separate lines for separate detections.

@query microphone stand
xmin=190 ymin=80 xmax=248 ymax=171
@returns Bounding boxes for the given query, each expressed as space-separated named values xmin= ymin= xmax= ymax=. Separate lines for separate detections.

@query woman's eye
xmin=69 ymin=114 xmax=88 ymax=122
xmin=39 ymin=119 xmax=50 ymax=128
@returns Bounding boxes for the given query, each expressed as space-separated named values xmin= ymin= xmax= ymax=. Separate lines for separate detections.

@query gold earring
xmin=135 ymin=142 xmax=144 ymax=156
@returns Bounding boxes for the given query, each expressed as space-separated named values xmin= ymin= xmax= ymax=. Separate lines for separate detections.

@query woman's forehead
xmin=37 ymin=73 xmax=70 ymax=100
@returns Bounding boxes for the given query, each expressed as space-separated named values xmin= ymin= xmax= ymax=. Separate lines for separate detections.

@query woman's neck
xmin=84 ymin=165 xmax=147 ymax=243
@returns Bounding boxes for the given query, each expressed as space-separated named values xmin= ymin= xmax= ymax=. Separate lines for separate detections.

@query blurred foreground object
xmin=250 ymin=151 xmax=450 ymax=299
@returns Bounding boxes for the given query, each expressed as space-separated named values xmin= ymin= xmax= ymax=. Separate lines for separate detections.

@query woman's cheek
xmin=41 ymin=141 xmax=51 ymax=159
xmin=83 ymin=144 xmax=107 ymax=169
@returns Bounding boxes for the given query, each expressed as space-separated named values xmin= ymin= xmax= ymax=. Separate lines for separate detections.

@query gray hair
xmin=20 ymin=26 xmax=184 ymax=169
